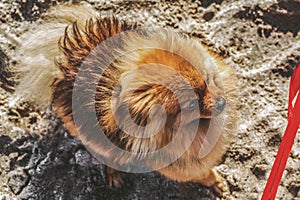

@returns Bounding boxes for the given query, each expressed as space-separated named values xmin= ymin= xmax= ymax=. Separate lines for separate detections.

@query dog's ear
xmin=111 ymin=70 xmax=168 ymax=137
xmin=112 ymin=83 xmax=153 ymax=130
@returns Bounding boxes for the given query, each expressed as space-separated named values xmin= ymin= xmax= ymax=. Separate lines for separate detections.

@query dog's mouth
xmin=188 ymin=117 xmax=210 ymax=127
xmin=185 ymin=118 xmax=211 ymax=139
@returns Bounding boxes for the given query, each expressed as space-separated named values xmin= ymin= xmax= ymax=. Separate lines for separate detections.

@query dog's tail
xmin=9 ymin=4 xmax=99 ymax=108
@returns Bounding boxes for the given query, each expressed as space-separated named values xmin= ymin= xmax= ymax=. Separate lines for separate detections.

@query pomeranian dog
xmin=8 ymin=4 xmax=237 ymax=196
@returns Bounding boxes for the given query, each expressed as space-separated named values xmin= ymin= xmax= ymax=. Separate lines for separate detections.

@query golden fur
xmin=11 ymin=5 xmax=238 ymax=195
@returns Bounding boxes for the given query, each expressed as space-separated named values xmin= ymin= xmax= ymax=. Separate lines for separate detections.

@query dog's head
xmin=109 ymin=49 xmax=226 ymax=154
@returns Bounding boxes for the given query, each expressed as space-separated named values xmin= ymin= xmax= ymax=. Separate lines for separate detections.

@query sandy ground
xmin=0 ymin=0 xmax=300 ymax=199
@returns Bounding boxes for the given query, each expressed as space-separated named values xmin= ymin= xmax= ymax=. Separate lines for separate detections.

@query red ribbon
xmin=261 ymin=63 xmax=300 ymax=200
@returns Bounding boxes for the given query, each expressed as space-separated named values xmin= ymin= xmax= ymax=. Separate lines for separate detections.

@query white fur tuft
xmin=11 ymin=5 xmax=99 ymax=108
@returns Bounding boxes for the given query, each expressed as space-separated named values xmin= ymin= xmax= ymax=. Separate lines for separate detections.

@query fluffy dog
xmin=10 ymin=5 xmax=237 ymax=196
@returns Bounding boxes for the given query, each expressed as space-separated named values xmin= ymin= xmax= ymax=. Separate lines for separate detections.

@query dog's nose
xmin=216 ymin=97 xmax=226 ymax=112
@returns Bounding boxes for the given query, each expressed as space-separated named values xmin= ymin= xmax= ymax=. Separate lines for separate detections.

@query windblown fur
xmin=11 ymin=5 xmax=238 ymax=194
xmin=11 ymin=5 xmax=100 ymax=106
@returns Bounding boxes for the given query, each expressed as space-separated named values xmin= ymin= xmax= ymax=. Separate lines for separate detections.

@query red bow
xmin=261 ymin=63 xmax=300 ymax=200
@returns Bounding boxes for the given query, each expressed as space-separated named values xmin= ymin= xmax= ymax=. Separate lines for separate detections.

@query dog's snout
xmin=216 ymin=97 xmax=226 ymax=112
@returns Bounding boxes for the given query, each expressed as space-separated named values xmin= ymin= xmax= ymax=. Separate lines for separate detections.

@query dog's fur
xmin=10 ymin=5 xmax=238 ymax=195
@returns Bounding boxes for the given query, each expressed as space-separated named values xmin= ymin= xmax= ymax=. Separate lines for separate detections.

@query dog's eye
xmin=188 ymin=99 xmax=198 ymax=110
